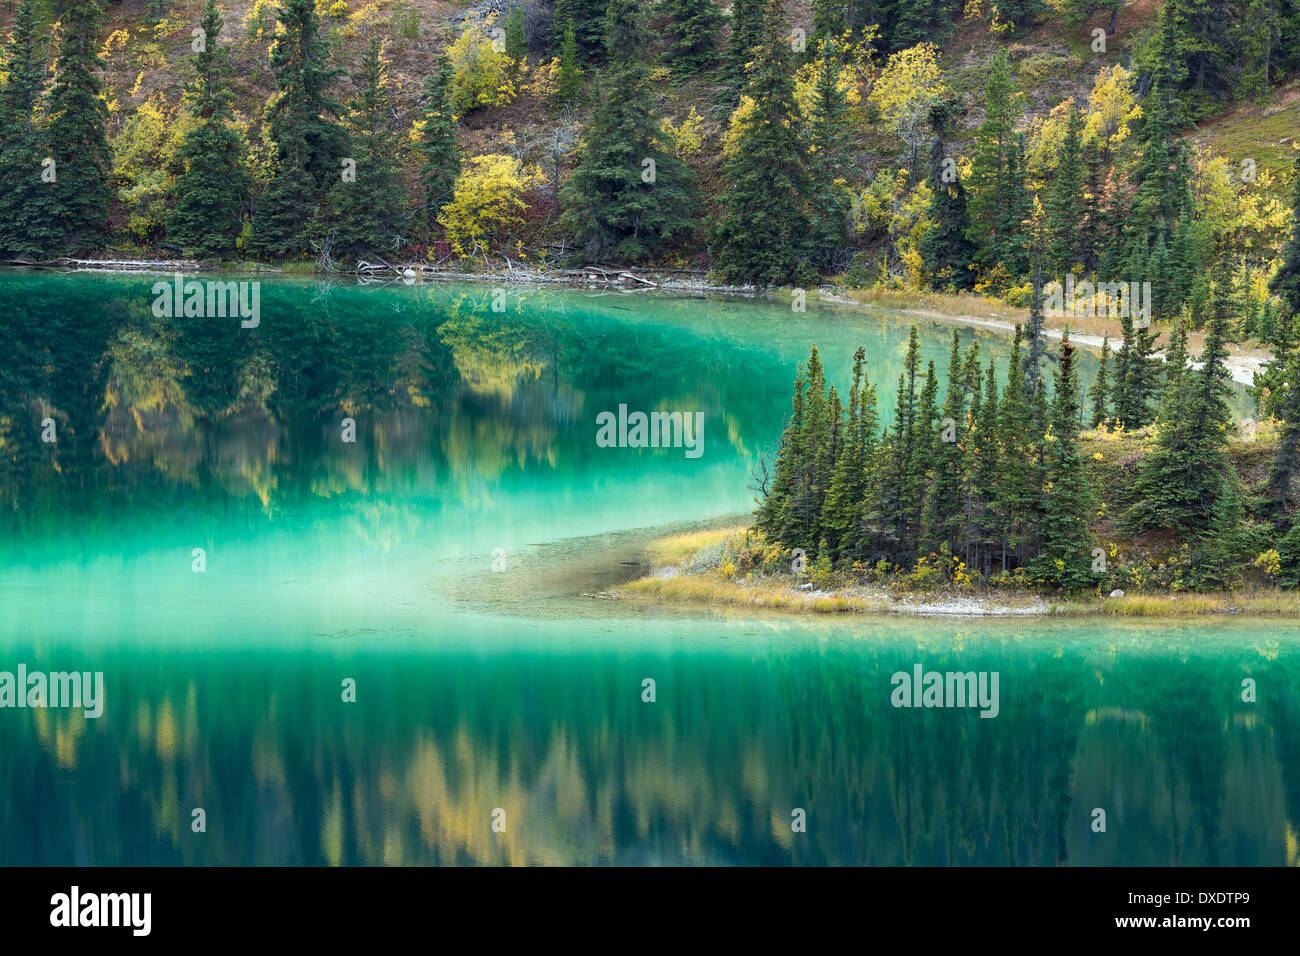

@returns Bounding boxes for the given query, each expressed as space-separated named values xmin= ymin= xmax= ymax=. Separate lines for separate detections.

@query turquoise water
xmin=0 ymin=271 xmax=1292 ymax=866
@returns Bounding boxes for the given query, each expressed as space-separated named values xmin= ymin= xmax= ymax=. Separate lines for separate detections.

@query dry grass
xmin=1045 ymin=591 xmax=1300 ymax=617
xmin=644 ymin=526 xmax=746 ymax=566
xmin=622 ymin=575 xmax=879 ymax=613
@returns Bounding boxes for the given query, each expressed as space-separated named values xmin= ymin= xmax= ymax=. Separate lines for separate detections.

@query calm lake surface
xmin=0 ymin=271 xmax=1293 ymax=866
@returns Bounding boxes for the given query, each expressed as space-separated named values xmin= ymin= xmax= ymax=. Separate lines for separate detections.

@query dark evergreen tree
xmin=46 ymin=0 xmax=111 ymax=249
xmin=804 ymin=41 xmax=852 ymax=269
xmin=0 ymin=0 xmax=60 ymax=257
xmin=1272 ymin=153 xmax=1300 ymax=317
xmin=822 ymin=346 xmax=877 ymax=560
xmin=712 ymin=1 xmax=813 ymax=286
xmin=250 ymin=0 xmax=346 ymax=256
xmin=661 ymin=0 xmax=722 ymax=73
xmin=417 ymin=55 xmax=461 ymax=231
xmin=997 ymin=326 xmax=1039 ymax=566
xmin=550 ymin=0 xmax=612 ymax=56
xmin=719 ymin=0 xmax=765 ymax=104
xmin=966 ymin=48 xmax=1023 ymax=277
xmin=505 ymin=4 xmax=528 ymax=62
xmin=877 ymin=327 xmax=927 ymax=562
xmin=556 ymin=19 xmax=583 ymax=104
xmin=755 ymin=364 xmax=805 ymax=536
xmin=1129 ymin=256 xmax=1237 ymax=536
xmin=1113 ymin=315 xmax=1158 ymax=429
xmin=1087 ymin=336 xmax=1111 ymax=427
xmin=1262 ymin=154 xmax=1300 ymax=519
xmin=167 ymin=0 xmax=248 ymax=259
xmin=971 ymin=357 xmax=1002 ymax=574
xmin=1028 ymin=329 xmax=1095 ymax=591
xmin=1045 ymin=103 xmax=1085 ymax=275
xmin=324 ymin=39 xmax=405 ymax=258
xmin=926 ymin=331 xmax=968 ymax=554
xmin=560 ymin=0 xmax=696 ymax=262
xmin=919 ymin=138 xmax=976 ymax=290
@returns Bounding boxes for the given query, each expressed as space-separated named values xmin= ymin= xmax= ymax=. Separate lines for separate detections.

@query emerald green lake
xmin=0 ymin=271 xmax=1294 ymax=866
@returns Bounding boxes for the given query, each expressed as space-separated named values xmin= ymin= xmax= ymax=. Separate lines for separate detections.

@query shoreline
xmin=610 ymin=525 xmax=1300 ymax=620
xmin=5 ymin=259 xmax=1267 ymax=385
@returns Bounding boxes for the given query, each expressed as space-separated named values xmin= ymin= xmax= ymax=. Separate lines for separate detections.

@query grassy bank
xmin=614 ymin=526 xmax=1300 ymax=619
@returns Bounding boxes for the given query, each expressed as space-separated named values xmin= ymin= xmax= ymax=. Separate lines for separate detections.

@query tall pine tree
xmin=46 ymin=0 xmax=111 ymax=250
xmin=250 ymin=0 xmax=346 ymax=256
xmin=168 ymin=0 xmax=248 ymax=259
xmin=325 ymin=39 xmax=405 ymax=258
xmin=417 ymin=55 xmax=461 ymax=231
xmin=711 ymin=1 xmax=813 ymax=286
xmin=0 ymin=0 xmax=60 ymax=257
xmin=1028 ymin=329 xmax=1095 ymax=591
xmin=560 ymin=0 xmax=696 ymax=262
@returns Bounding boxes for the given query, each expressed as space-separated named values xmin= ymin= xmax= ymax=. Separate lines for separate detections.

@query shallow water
xmin=0 ymin=271 xmax=1290 ymax=865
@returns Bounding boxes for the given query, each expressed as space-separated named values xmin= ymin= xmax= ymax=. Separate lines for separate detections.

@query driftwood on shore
xmin=2 ymin=253 xmax=756 ymax=294
xmin=346 ymin=256 xmax=739 ymax=292
xmin=5 ymin=256 xmax=203 ymax=273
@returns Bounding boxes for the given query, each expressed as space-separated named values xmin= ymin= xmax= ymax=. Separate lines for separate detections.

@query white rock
xmin=1109 ymin=589 xmax=1125 ymax=599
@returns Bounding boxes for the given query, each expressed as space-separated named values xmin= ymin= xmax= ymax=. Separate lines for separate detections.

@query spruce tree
xmin=560 ymin=0 xmax=696 ymax=262
xmin=417 ymin=55 xmax=461 ymax=231
xmin=927 ymin=331 xmax=968 ymax=554
xmin=556 ymin=19 xmax=583 ymax=104
xmin=1045 ymin=103 xmax=1085 ymax=275
xmin=719 ymin=0 xmax=765 ymax=105
xmin=250 ymin=0 xmax=346 ymax=256
xmin=972 ymin=357 xmax=1002 ymax=574
xmin=919 ymin=138 xmax=976 ymax=291
xmin=662 ymin=0 xmax=722 ymax=73
xmin=46 ymin=0 xmax=111 ymax=250
xmin=1158 ymin=318 xmax=1190 ymax=415
xmin=0 ymin=0 xmax=60 ymax=257
xmin=1276 ymin=510 xmax=1300 ymax=587
xmin=822 ymin=346 xmax=877 ymax=561
xmin=1123 ymin=83 xmax=1193 ymax=291
xmin=1129 ymin=258 xmax=1237 ymax=536
xmin=1087 ymin=336 xmax=1111 ymax=427
xmin=1113 ymin=315 xmax=1158 ymax=429
xmin=782 ymin=345 xmax=833 ymax=548
xmin=1028 ymin=329 xmax=1095 ymax=591
xmin=1263 ymin=153 xmax=1300 ymax=519
xmin=167 ymin=0 xmax=248 ymax=259
xmin=1272 ymin=153 xmax=1300 ymax=316
xmin=805 ymin=41 xmax=851 ymax=270
xmin=325 ymin=39 xmax=405 ymax=258
xmin=966 ymin=49 xmax=1023 ymax=275
xmin=1196 ymin=469 xmax=1248 ymax=589
xmin=756 ymin=365 xmax=805 ymax=537
xmin=505 ymin=4 xmax=528 ymax=62
xmin=877 ymin=328 xmax=932 ymax=563
xmin=711 ymin=1 xmax=812 ymax=286
xmin=996 ymin=133 xmax=1033 ymax=278
xmin=997 ymin=326 xmax=1039 ymax=567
